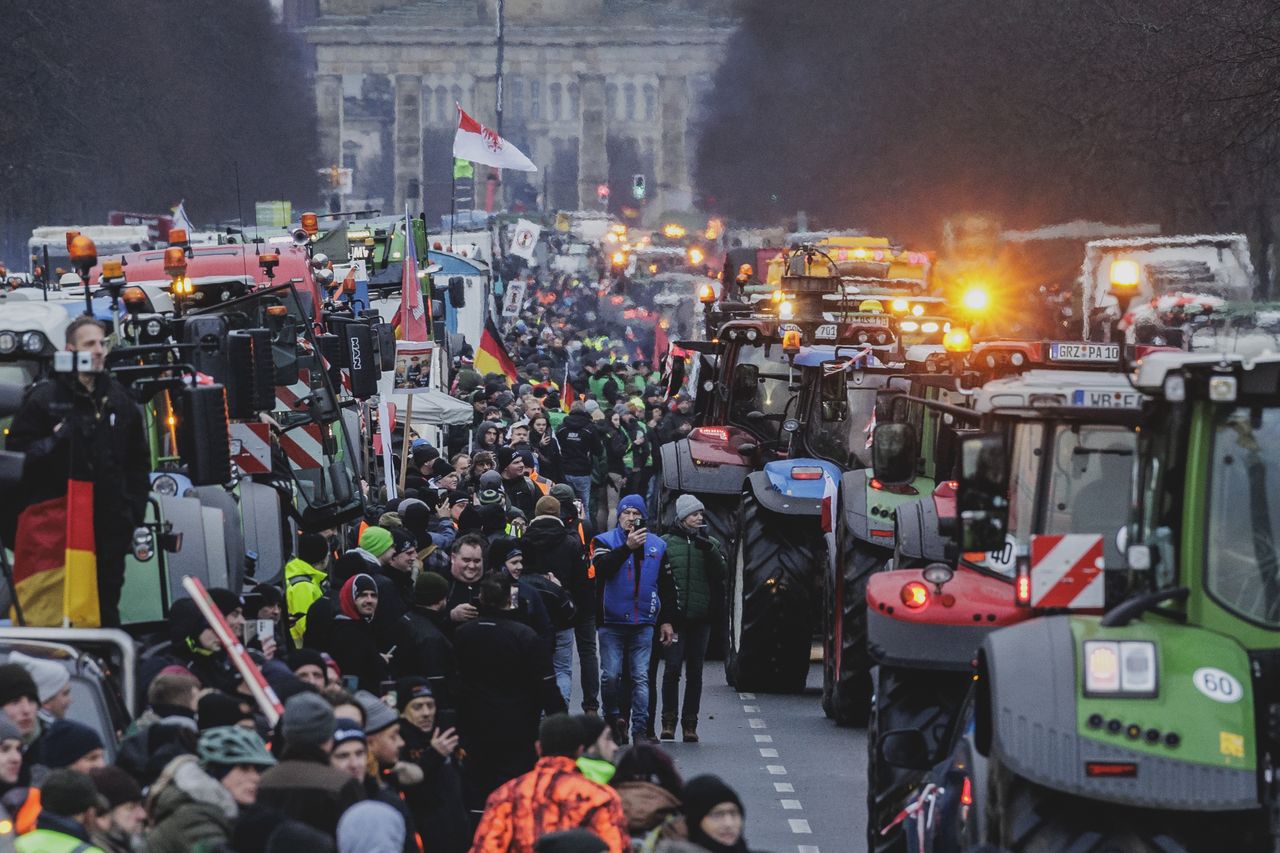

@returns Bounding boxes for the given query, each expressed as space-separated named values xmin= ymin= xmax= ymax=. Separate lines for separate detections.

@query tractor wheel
xmin=985 ymin=757 xmax=1263 ymax=852
xmin=866 ymin=665 xmax=969 ymax=853
xmin=725 ymin=489 xmax=817 ymax=693
xmin=823 ymin=533 xmax=889 ymax=727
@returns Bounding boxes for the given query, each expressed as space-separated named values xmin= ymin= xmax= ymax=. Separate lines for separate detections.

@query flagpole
xmin=449 ymin=169 xmax=456 ymax=251
xmin=397 ymin=395 xmax=415 ymax=495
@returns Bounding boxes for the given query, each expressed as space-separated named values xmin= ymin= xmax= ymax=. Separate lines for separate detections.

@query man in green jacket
xmin=652 ymin=494 xmax=726 ymax=742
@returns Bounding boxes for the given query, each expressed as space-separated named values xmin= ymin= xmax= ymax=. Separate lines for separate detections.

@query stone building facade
xmin=304 ymin=0 xmax=734 ymax=221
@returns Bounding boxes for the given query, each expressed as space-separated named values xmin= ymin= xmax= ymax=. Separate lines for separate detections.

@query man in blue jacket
xmin=590 ymin=494 xmax=677 ymax=745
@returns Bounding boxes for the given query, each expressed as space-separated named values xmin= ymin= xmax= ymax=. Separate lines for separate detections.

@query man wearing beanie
xmin=355 ymin=692 xmax=420 ymax=853
xmin=285 ymin=532 xmax=331 ymax=647
xmin=497 ymin=445 xmax=539 ymax=519
xmin=315 ymin=573 xmax=388 ymax=694
xmin=89 ymin=765 xmax=145 ymax=853
xmin=683 ymin=775 xmax=749 ymax=853
xmin=522 ymin=493 xmax=596 ymax=712
xmin=372 ymin=526 xmax=419 ymax=628
xmin=286 ymin=648 xmax=329 ymax=690
xmin=395 ymin=678 xmax=469 ymax=853
xmin=256 ymin=693 xmax=363 ymax=836
xmin=329 ymin=717 xmax=367 ymax=782
xmin=8 ymin=652 xmax=72 ymax=722
xmin=0 ymin=664 xmax=40 ymax=742
xmin=651 ymin=492 xmax=725 ymax=743
xmin=354 ymin=525 xmax=394 ymax=570
xmin=36 ymin=719 xmax=105 ymax=774
xmin=21 ymin=768 xmax=107 ymax=852
xmin=390 ymin=570 xmax=457 ymax=710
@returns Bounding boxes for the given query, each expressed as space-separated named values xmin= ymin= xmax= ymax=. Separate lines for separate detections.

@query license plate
xmin=1071 ymin=389 xmax=1142 ymax=408
xmin=1050 ymin=342 xmax=1118 ymax=362
xmin=814 ymin=324 xmax=838 ymax=340
xmin=851 ymin=314 xmax=891 ymax=327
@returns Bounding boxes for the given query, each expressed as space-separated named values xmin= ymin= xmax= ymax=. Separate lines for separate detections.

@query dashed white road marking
xmin=760 ymin=747 xmax=779 ymax=757
xmin=789 ymin=819 xmax=812 ymax=834
xmin=754 ymin=734 xmax=773 ymax=743
xmin=781 ymin=799 xmax=803 ymax=810
xmin=767 ymin=765 xmax=788 ymax=775
xmin=797 ymin=845 xmax=821 ymax=853
xmin=743 ymin=704 xmax=760 ymax=713
xmin=749 ymin=718 xmax=767 ymax=728
xmin=738 ymin=692 xmax=756 ymax=700
xmin=774 ymin=782 xmax=795 ymax=793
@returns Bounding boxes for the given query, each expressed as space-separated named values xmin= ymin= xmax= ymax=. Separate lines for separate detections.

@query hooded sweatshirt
xmin=146 ymin=755 xmax=238 ymax=853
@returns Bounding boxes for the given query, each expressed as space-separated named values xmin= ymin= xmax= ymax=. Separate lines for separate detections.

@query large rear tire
xmin=867 ymin=665 xmax=969 ymax=853
xmin=985 ymin=757 xmax=1265 ymax=852
xmin=725 ymin=489 xmax=818 ymax=693
xmin=823 ymin=530 xmax=888 ymax=727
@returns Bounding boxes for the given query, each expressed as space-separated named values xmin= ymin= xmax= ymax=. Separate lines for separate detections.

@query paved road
xmin=576 ymin=659 xmax=866 ymax=853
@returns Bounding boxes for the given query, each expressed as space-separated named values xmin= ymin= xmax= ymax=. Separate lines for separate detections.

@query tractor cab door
xmin=724 ymin=341 xmax=795 ymax=447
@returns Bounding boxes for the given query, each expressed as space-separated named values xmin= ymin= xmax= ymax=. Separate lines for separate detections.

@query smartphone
xmin=509 ymin=586 xmax=520 ymax=609
xmin=255 ymin=620 xmax=274 ymax=644
xmin=341 ymin=674 xmax=359 ymax=692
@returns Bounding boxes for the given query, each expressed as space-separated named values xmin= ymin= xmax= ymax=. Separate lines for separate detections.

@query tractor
xmin=862 ymin=338 xmax=1147 ymax=851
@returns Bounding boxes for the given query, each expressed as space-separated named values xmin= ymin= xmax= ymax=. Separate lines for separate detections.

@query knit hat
xmin=333 ymin=716 xmax=365 ymax=748
xmin=518 ymin=449 xmax=537 ymax=469
xmin=616 ymin=494 xmax=647 ymax=523
xmin=535 ymin=495 xmax=562 ymax=518
xmin=479 ymin=487 xmax=504 ymax=506
xmin=198 ymin=690 xmax=255 ymax=731
xmin=397 ymin=498 xmax=428 ymax=516
xmin=377 ymin=512 xmax=402 ymax=530
xmin=683 ymin=774 xmax=745 ymax=834
xmin=430 ymin=458 xmax=454 ymax=479
xmin=395 ymin=677 xmax=433 ymax=712
xmin=8 ymin=651 xmax=70 ymax=704
xmin=208 ymin=587 xmax=242 ymax=618
xmin=40 ymin=769 xmax=108 ymax=817
xmin=389 ymin=527 xmax=417 ymax=557
xmin=0 ymin=715 xmax=20 ymax=744
xmin=40 ymin=719 xmax=104 ymax=769
xmin=478 ymin=470 xmax=503 ymax=491
xmin=337 ymin=801 xmax=406 ymax=853
xmin=355 ymin=691 xmax=398 ymax=735
xmin=339 ymin=573 xmax=379 ymax=621
xmin=297 ymin=532 xmax=330 ymax=564
xmin=242 ymin=583 xmax=283 ymax=619
xmin=413 ymin=571 xmax=449 ymax=606
xmin=359 ymin=526 xmax=394 ymax=558
xmin=488 ymin=537 xmax=522 ymax=571
xmin=90 ymin=765 xmax=143 ymax=809
xmin=288 ymin=648 xmax=327 ymax=675
xmin=281 ymin=692 xmax=336 ymax=750
xmin=0 ymin=663 xmax=40 ymax=707
xmin=675 ymin=493 xmax=705 ymax=522
xmin=549 ymin=483 xmax=575 ymax=502
xmin=496 ymin=446 xmax=516 ymax=471
xmin=449 ymin=490 xmax=471 ymax=507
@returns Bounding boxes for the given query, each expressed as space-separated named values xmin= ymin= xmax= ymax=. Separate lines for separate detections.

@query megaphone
xmin=292 ymin=228 xmax=310 ymax=246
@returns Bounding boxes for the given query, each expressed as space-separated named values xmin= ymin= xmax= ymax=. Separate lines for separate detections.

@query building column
xmin=393 ymin=74 xmax=424 ymax=212
xmin=315 ymin=73 xmax=343 ymax=171
xmin=577 ymin=74 xmax=608 ymax=210
xmin=657 ymin=74 xmax=692 ymax=213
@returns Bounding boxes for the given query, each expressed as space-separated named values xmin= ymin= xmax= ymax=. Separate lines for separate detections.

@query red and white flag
xmin=453 ymin=104 xmax=538 ymax=172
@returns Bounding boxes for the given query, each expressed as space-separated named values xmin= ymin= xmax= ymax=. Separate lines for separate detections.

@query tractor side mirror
xmin=879 ymin=728 xmax=933 ymax=770
xmin=957 ymin=433 xmax=1009 ymax=553
xmin=872 ymin=423 xmax=918 ymax=485
xmin=736 ymin=442 xmax=758 ymax=456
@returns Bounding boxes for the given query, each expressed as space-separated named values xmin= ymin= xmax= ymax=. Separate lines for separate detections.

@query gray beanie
xmin=355 ymin=690 xmax=399 ymax=735
xmin=0 ymin=715 xmax=20 ymax=744
xmin=9 ymin=651 xmax=70 ymax=704
xmin=281 ymin=692 xmax=335 ymax=750
xmin=397 ymin=498 xmax=428 ymax=516
xmin=675 ymin=493 xmax=705 ymax=522
xmin=337 ymin=801 xmax=406 ymax=853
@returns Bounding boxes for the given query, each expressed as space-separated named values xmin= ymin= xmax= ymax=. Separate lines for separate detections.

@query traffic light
xmin=596 ymin=183 xmax=610 ymax=202
xmin=632 ymin=174 xmax=646 ymax=200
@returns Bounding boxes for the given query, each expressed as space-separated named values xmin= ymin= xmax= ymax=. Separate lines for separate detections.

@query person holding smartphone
xmin=590 ymin=495 xmax=678 ymax=746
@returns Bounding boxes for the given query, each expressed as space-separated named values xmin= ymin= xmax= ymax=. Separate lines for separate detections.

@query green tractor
xmin=936 ymin=350 xmax=1280 ymax=849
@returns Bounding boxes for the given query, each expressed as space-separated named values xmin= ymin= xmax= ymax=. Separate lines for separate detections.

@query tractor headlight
xmin=1084 ymin=640 xmax=1157 ymax=697
xmin=152 ymin=474 xmax=179 ymax=497
xmin=1208 ymin=375 xmax=1237 ymax=402
xmin=0 ymin=332 xmax=16 ymax=355
xmin=21 ymin=332 xmax=44 ymax=354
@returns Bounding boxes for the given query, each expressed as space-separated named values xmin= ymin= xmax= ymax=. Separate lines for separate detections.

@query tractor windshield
xmin=727 ymin=342 xmax=793 ymax=442
xmin=805 ymin=370 xmax=878 ymax=467
xmin=1206 ymin=406 xmax=1280 ymax=628
xmin=1007 ymin=422 xmax=1136 ymax=572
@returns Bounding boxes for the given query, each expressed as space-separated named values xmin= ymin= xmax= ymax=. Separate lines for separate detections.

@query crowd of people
xmin=0 ymin=274 xmax=754 ymax=852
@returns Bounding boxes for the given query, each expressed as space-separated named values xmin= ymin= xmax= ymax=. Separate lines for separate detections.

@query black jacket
xmin=501 ymin=475 xmax=538 ymax=519
xmin=521 ymin=516 xmax=593 ymax=619
xmin=5 ymin=372 xmax=150 ymax=556
xmin=399 ymin=722 xmax=469 ymax=853
xmin=319 ymin=614 xmax=388 ymax=694
xmin=391 ymin=605 xmax=458 ymax=709
xmin=555 ymin=412 xmax=601 ymax=476
xmin=530 ymin=428 xmax=564 ymax=483
xmin=454 ymin=608 xmax=567 ymax=753
xmin=257 ymin=748 xmax=365 ymax=837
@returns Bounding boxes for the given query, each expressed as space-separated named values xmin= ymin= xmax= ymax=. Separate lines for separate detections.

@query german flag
xmin=12 ymin=478 xmax=99 ymax=627
xmin=475 ymin=315 xmax=518 ymax=383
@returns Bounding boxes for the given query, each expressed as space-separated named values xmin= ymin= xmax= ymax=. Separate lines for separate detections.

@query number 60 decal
xmin=1193 ymin=667 xmax=1244 ymax=703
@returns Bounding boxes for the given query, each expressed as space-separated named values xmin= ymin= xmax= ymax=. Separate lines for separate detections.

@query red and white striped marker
xmin=229 ymin=423 xmax=273 ymax=474
xmin=181 ymin=576 xmax=285 ymax=726
xmin=1029 ymin=533 xmax=1105 ymax=609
